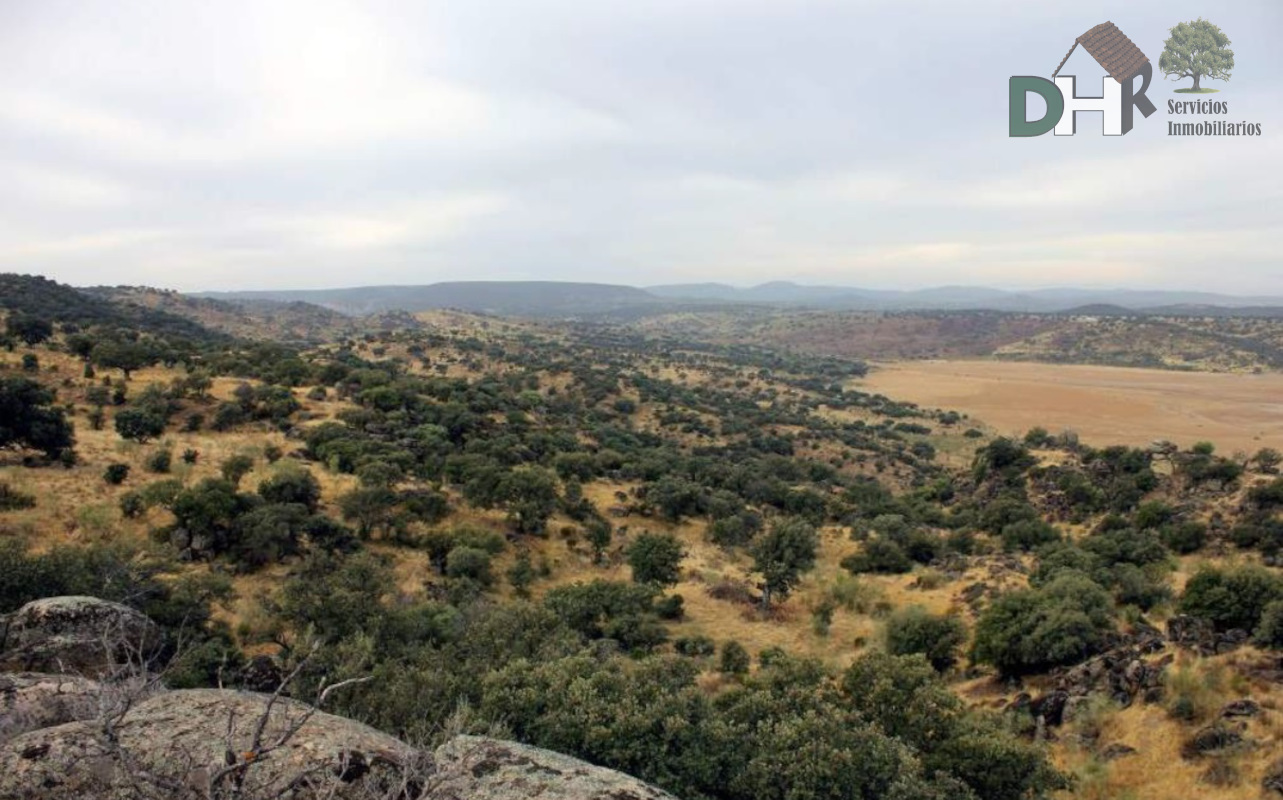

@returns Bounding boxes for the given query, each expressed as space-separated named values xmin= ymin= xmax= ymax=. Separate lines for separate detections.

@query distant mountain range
xmin=644 ymin=283 xmax=1283 ymax=313
xmin=195 ymin=280 xmax=1283 ymax=317
xmin=196 ymin=281 xmax=656 ymax=317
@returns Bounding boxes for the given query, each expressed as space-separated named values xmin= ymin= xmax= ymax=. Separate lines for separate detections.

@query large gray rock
xmin=428 ymin=735 xmax=678 ymax=800
xmin=0 ymin=688 xmax=426 ymax=799
xmin=0 ymin=596 xmax=158 ymax=676
xmin=0 ymin=673 xmax=101 ymax=745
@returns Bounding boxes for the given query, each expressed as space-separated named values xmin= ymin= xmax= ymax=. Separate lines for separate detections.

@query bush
xmin=0 ymin=377 xmax=75 ymax=458
xmin=181 ymin=448 xmax=199 ymax=465
xmin=718 ymin=640 xmax=751 ymax=674
xmin=507 ymin=552 xmax=535 ymax=598
xmin=1165 ymin=663 xmax=1226 ymax=723
xmin=626 ymin=532 xmax=686 ymax=587
xmin=655 ymin=593 xmax=685 ymax=620
xmin=445 ymin=546 xmax=494 ymax=587
xmin=114 ymin=407 xmax=166 ymax=443
xmin=884 ymin=606 xmax=967 ymax=671
xmin=220 ymin=454 xmax=255 ymax=486
xmin=0 ymin=483 xmax=37 ymax=511
xmin=1001 ymin=519 xmax=1061 ymax=552
xmin=842 ymin=538 xmax=912 ymax=575
xmin=543 ymin=580 xmax=666 ymax=652
xmin=145 ymin=447 xmax=173 ymax=474
xmin=972 ymin=573 xmax=1115 ymax=676
xmin=103 ymin=463 xmax=130 ymax=485
xmin=258 ymin=468 xmax=322 ymax=513
xmin=1179 ymin=565 xmax=1283 ymax=632
xmin=1161 ymin=521 xmax=1206 ymax=554
xmin=1253 ymin=600 xmax=1283 ymax=649
xmin=674 ymin=635 xmax=716 ymax=657
xmin=119 ymin=491 xmax=146 ymax=518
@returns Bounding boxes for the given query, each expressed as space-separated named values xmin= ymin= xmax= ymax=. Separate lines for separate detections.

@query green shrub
xmin=145 ymin=447 xmax=173 ymax=474
xmin=119 ymin=491 xmax=146 ymax=518
xmin=1001 ymin=519 xmax=1061 ymax=552
xmin=842 ymin=538 xmax=912 ymax=574
xmin=884 ymin=606 xmax=967 ymax=671
xmin=674 ymin=635 xmax=716 ymax=657
xmin=507 ymin=551 xmax=535 ymax=598
xmin=626 ymin=532 xmax=686 ymax=587
xmin=445 ymin=546 xmax=494 ymax=587
xmin=655 ymin=593 xmax=685 ymax=620
xmin=103 ymin=463 xmax=130 ymax=485
xmin=719 ymin=640 xmax=751 ymax=674
xmin=1161 ymin=521 xmax=1206 ymax=554
xmin=115 ymin=407 xmax=166 ymax=443
xmin=1179 ymin=565 xmax=1283 ymax=632
xmin=258 ymin=467 xmax=321 ymax=513
xmin=1253 ymin=600 xmax=1283 ymax=649
xmin=972 ymin=573 xmax=1115 ymax=676
xmin=220 ymin=454 xmax=255 ymax=486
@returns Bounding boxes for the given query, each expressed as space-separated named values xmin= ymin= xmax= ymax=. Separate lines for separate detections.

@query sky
xmin=1 ymin=0 xmax=1280 ymax=293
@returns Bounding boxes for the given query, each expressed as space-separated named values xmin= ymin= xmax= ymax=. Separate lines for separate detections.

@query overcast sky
xmin=1 ymin=0 xmax=1280 ymax=292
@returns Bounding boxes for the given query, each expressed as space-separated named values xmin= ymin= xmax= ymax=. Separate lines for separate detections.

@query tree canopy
xmin=1160 ymin=18 xmax=1234 ymax=91
xmin=0 ymin=377 xmax=75 ymax=459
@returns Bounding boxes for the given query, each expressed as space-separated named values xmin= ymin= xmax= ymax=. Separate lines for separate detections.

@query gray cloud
xmin=1 ymin=0 xmax=1280 ymax=291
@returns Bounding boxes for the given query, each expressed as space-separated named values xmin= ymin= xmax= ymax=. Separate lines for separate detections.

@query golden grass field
xmin=862 ymin=360 xmax=1283 ymax=455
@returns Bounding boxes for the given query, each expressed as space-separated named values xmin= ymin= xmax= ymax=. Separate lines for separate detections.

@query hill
xmin=83 ymin=286 xmax=369 ymax=344
xmin=646 ymin=282 xmax=1283 ymax=313
xmin=631 ymin=307 xmax=1283 ymax=372
xmin=0 ymin=274 xmax=228 ymax=344
xmin=198 ymin=280 xmax=662 ymax=316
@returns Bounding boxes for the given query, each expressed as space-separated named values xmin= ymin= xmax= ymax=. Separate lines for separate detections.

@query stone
xmin=1220 ymin=699 xmax=1262 ymax=718
xmin=429 ymin=735 xmax=678 ymax=800
xmin=236 ymin=655 xmax=283 ymax=693
xmin=0 ymin=689 xmax=425 ymax=799
xmin=1179 ymin=721 xmax=1246 ymax=760
xmin=0 ymin=673 xmax=101 ymax=746
xmin=1030 ymin=690 xmax=1068 ymax=727
xmin=1098 ymin=743 xmax=1137 ymax=761
xmin=0 ymin=596 xmax=159 ymax=677
xmin=1264 ymin=757 xmax=1283 ymax=795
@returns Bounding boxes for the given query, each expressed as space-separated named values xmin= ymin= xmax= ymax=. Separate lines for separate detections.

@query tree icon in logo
xmin=1160 ymin=18 xmax=1234 ymax=93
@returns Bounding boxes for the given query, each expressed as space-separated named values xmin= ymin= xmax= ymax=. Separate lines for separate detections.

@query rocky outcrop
xmin=0 ymin=673 xmax=101 ymax=745
xmin=1264 ymin=757 xmax=1283 ymax=795
xmin=1179 ymin=721 xmax=1248 ymax=760
xmin=430 ymin=736 xmax=678 ymax=800
xmin=1047 ymin=633 xmax=1170 ymax=711
xmin=0 ymin=689 xmax=682 ymax=800
xmin=0 ymin=688 xmax=426 ymax=799
xmin=0 ymin=596 xmax=682 ymax=799
xmin=0 ymin=596 xmax=158 ymax=676
xmin=1166 ymin=615 xmax=1250 ymax=657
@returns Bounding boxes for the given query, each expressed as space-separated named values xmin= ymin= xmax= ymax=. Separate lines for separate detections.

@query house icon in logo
xmin=1009 ymin=21 xmax=1157 ymax=136
xmin=1053 ymin=22 xmax=1150 ymax=85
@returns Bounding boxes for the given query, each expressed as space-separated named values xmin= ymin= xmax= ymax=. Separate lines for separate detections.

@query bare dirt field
xmin=861 ymin=360 xmax=1283 ymax=454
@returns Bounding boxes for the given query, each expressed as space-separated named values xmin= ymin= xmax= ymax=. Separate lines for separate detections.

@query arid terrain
xmin=863 ymin=360 xmax=1283 ymax=454
xmin=8 ymin=276 xmax=1283 ymax=800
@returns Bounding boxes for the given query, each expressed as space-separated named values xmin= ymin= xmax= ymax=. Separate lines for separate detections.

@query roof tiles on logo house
xmin=1052 ymin=21 xmax=1150 ymax=84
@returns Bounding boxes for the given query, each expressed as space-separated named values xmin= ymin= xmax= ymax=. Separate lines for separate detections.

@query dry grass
xmin=862 ymin=360 xmax=1283 ymax=453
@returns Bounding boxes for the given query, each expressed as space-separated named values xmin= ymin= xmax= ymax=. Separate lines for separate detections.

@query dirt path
xmin=861 ymin=360 xmax=1283 ymax=454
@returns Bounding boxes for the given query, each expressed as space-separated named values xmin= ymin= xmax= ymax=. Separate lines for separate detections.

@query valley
xmin=4 ymin=275 xmax=1283 ymax=800
xmin=862 ymin=360 xmax=1283 ymax=454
